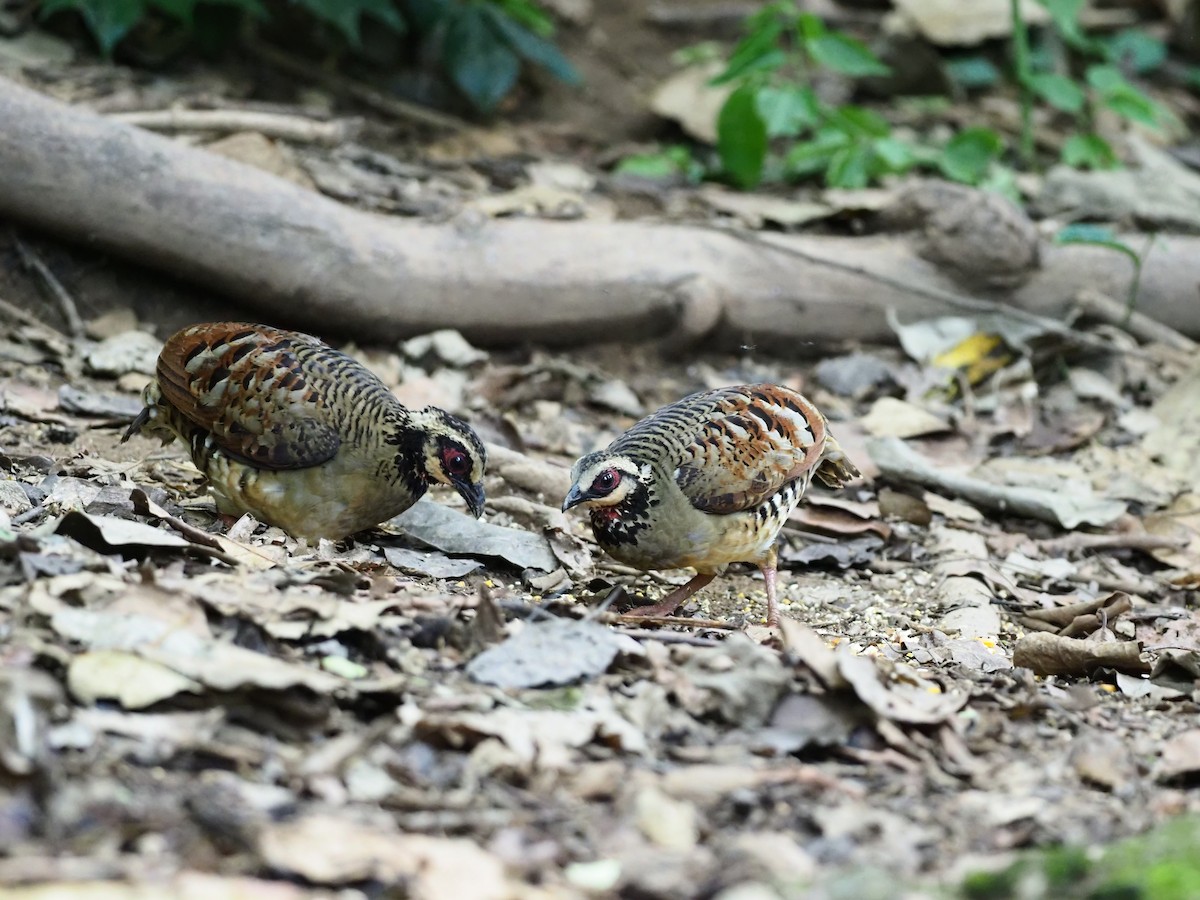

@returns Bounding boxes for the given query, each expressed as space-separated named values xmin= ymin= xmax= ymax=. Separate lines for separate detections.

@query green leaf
xmin=289 ymin=0 xmax=405 ymax=46
xmin=443 ymin=5 xmax=520 ymax=111
xmin=825 ymin=142 xmax=873 ymax=188
xmin=1036 ymin=0 xmax=1096 ymax=52
xmin=946 ymin=56 xmax=1001 ymax=89
xmin=1062 ymin=133 xmax=1118 ymax=169
xmin=615 ymin=146 xmax=701 ymax=183
xmin=1056 ymin=223 xmax=1117 ymax=245
xmin=1087 ymin=66 xmax=1164 ymax=127
xmin=977 ymin=164 xmax=1021 ymax=204
xmin=716 ymin=84 xmax=768 ymax=189
xmin=493 ymin=0 xmax=554 ymax=37
xmin=873 ymin=136 xmax=916 ymax=172
xmin=405 ymin=0 xmax=451 ymax=32
xmin=755 ymin=84 xmax=819 ymax=137
xmin=615 ymin=154 xmax=677 ymax=180
xmin=41 ymin=0 xmax=147 ymax=54
xmin=939 ymin=127 xmax=1004 ymax=184
xmin=795 ymin=11 xmax=825 ymax=41
xmin=1054 ymin=224 xmax=1140 ymax=268
xmin=805 ymin=32 xmax=890 ymax=77
xmin=1085 ymin=64 xmax=1124 ymax=92
xmin=146 ymin=0 xmax=195 ymax=22
xmin=482 ymin=5 xmax=581 ymax=85
xmin=711 ymin=18 xmax=784 ymax=85
xmin=1103 ymin=29 xmax=1166 ymax=74
xmin=1025 ymin=72 xmax=1086 ymax=113
xmin=1102 ymin=91 xmax=1162 ymax=127
xmin=784 ymin=129 xmax=849 ymax=177
xmin=826 ymin=105 xmax=890 ymax=138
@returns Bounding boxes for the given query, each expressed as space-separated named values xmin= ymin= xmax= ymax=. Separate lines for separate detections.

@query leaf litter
xmin=1 ymin=158 xmax=1200 ymax=900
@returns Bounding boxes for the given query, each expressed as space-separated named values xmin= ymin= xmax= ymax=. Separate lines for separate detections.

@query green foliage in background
xmin=626 ymin=0 xmax=1175 ymax=192
xmin=704 ymin=0 xmax=895 ymax=189
xmin=38 ymin=0 xmax=579 ymax=111
xmin=960 ymin=816 xmax=1200 ymax=900
xmin=1008 ymin=0 xmax=1171 ymax=170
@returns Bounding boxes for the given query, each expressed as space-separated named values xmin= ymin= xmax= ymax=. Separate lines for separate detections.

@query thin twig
xmin=0 ymin=293 xmax=59 ymax=334
xmin=247 ymin=38 xmax=469 ymax=134
xmin=602 ymin=611 xmax=738 ymax=630
xmin=108 ymin=108 xmax=359 ymax=146
xmin=11 ymin=234 xmax=85 ymax=340
xmin=614 ymin=627 xmax=723 ymax=646
xmin=1037 ymin=531 xmax=1188 ymax=555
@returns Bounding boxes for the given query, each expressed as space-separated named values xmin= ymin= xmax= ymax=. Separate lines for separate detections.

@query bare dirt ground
xmin=2 ymin=6 xmax=1200 ymax=899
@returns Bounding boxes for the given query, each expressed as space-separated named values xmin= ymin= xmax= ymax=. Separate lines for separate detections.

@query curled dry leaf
xmin=1012 ymin=632 xmax=1149 ymax=676
xmin=1021 ymin=592 xmax=1132 ymax=639
xmin=779 ymin=620 xmax=845 ymax=689
xmin=55 ymin=510 xmax=191 ymax=556
xmin=836 ymin=653 xmax=968 ymax=725
xmin=674 ymin=634 xmax=790 ymax=727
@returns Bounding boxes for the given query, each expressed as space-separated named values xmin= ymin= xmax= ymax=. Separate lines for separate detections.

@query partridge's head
xmin=414 ymin=408 xmax=487 ymax=518
xmin=562 ymin=452 xmax=646 ymax=512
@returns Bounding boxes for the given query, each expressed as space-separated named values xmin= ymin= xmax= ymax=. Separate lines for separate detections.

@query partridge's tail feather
xmin=813 ymin=433 xmax=860 ymax=489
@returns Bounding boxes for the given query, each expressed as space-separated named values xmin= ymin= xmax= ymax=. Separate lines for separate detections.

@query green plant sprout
xmin=39 ymin=0 xmax=579 ymax=112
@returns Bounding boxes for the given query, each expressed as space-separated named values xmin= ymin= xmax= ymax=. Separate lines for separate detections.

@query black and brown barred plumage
xmin=562 ymin=384 xmax=859 ymax=626
xmin=122 ymin=322 xmax=486 ymax=540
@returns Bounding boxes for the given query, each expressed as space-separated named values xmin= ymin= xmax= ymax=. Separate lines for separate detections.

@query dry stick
xmin=247 ymin=39 xmax=469 ymax=133
xmin=615 ymin=627 xmax=723 ymax=646
xmin=602 ymin=611 xmax=738 ymax=630
xmin=718 ymin=226 xmax=1149 ymax=360
xmin=0 ymin=293 xmax=57 ymax=333
xmin=11 ymin=234 xmax=85 ymax=340
xmin=1074 ymin=286 xmax=1199 ymax=353
xmin=108 ymin=108 xmax=359 ymax=146
xmin=1037 ymin=531 xmax=1188 ymax=554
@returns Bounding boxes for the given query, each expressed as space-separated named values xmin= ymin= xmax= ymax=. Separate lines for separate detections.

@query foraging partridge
xmin=562 ymin=384 xmax=858 ymax=627
xmin=122 ymin=322 xmax=487 ymax=540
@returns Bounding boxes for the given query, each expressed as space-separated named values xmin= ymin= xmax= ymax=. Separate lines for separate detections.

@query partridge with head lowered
xmin=123 ymin=322 xmax=486 ymax=540
xmin=562 ymin=384 xmax=859 ymax=627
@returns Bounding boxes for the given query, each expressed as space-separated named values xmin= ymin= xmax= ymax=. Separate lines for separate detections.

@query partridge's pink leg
xmin=761 ymin=563 xmax=781 ymax=628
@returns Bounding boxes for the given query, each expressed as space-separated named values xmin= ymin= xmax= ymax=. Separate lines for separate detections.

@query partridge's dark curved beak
xmin=562 ymin=484 xmax=586 ymax=513
xmin=459 ymin=481 xmax=486 ymax=519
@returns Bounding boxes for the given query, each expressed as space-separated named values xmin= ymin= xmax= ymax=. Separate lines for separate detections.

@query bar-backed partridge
xmin=123 ymin=322 xmax=487 ymax=540
xmin=562 ymin=384 xmax=859 ymax=626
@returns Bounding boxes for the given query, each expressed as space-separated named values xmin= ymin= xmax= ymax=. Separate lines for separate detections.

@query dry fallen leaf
xmin=1154 ymin=728 xmax=1200 ymax=782
xmin=391 ymin=497 xmax=558 ymax=571
xmin=1012 ymin=632 xmax=1149 ymax=676
xmin=258 ymin=813 xmax=512 ymax=899
xmin=467 ymin=618 xmax=641 ymax=689
xmin=836 ymin=653 xmax=968 ymax=725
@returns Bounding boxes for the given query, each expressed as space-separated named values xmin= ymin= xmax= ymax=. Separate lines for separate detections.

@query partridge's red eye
xmin=442 ymin=447 xmax=470 ymax=476
xmin=591 ymin=468 xmax=619 ymax=493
